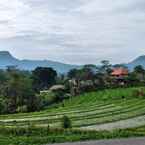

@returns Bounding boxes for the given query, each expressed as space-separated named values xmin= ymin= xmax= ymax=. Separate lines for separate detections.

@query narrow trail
xmin=82 ymin=114 xmax=145 ymax=130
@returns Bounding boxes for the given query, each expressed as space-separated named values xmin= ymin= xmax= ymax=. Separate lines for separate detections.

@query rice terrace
xmin=1 ymin=87 xmax=145 ymax=129
xmin=1 ymin=87 xmax=145 ymax=144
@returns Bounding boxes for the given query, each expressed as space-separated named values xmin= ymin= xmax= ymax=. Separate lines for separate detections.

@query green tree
xmin=134 ymin=65 xmax=145 ymax=74
xmin=67 ymin=69 xmax=78 ymax=79
xmin=134 ymin=65 xmax=145 ymax=82
xmin=0 ymin=70 xmax=8 ymax=83
xmin=1 ymin=71 xmax=37 ymax=113
xmin=100 ymin=60 xmax=112 ymax=74
xmin=32 ymin=67 xmax=57 ymax=91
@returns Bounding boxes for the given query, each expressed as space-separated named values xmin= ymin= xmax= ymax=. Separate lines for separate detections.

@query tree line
xmin=0 ymin=67 xmax=57 ymax=114
xmin=0 ymin=61 xmax=145 ymax=114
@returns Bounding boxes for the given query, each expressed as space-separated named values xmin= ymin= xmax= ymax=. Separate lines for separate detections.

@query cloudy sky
xmin=0 ymin=0 xmax=145 ymax=64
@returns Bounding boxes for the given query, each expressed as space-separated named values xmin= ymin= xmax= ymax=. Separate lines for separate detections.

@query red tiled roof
xmin=111 ymin=68 xmax=128 ymax=76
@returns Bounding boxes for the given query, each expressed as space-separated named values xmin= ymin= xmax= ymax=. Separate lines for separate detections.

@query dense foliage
xmin=32 ymin=67 xmax=57 ymax=91
xmin=0 ymin=67 xmax=57 ymax=114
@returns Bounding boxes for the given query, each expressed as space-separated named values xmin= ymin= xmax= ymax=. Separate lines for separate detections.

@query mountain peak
xmin=135 ymin=55 xmax=145 ymax=61
xmin=127 ymin=55 xmax=145 ymax=70
xmin=0 ymin=51 xmax=17 ymax=64
xmin=132 ymin=55 xmax=145 ymax=64
xmin=0 ymin=51 xmax=13 ymax=57
xmin=0 ymin=51 xmax=79 ymax=72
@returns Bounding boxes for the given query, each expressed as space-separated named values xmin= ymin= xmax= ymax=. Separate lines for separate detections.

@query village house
xmin=111 ymin=67 xmax=129 ymax=78
xmin=111 ymin=67 xmax=129 ymax=85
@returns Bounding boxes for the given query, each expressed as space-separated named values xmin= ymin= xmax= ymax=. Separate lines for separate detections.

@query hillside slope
xmin=1 ymin=87 xmax=145 ymax=131
xmin=127 ymin=55 xmax=145 ymax=70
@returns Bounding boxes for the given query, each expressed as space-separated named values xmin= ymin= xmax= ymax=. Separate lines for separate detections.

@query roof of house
xmin=49 ymin=85 xmax=65 ymax=91
xmin=111 ymin=68 xmax=128 ymax=76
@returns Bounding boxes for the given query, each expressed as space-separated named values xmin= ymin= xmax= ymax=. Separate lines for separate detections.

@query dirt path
xmin=81 ymin=114 xmax=145 ymax=130
xmin=47 ymin=137 xmax=145 ymax=145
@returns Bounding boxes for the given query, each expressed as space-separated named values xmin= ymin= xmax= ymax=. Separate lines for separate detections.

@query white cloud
xmin=0 ymin=0 xmax=29 ymax=38
xmin=0 ymin=0 xmax=145 ymax=64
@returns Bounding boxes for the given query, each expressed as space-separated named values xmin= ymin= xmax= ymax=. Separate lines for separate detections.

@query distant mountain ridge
xmin=127 ymin=55 xmax=145 ymax=70
xmin=0 ymin=51 xmax=145 ymax=73
xmin=0 ymin=51 xmax=80 ymax=73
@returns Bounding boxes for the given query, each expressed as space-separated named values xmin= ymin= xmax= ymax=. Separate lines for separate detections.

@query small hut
xmin=49 ymin=85 xmax=65 ymax=92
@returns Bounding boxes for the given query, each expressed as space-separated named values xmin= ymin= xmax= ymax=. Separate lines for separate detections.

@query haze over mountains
xmin=0 ymin=51 xmax=80 ymax=73
xmin=127 ymin=55 xmax=145 ymax=70
xmin=0 ymin=51 xmax=145 ymax=73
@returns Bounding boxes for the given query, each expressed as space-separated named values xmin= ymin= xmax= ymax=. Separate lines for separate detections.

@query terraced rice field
xmin=1 ymin=87 xmax=145 ymax=130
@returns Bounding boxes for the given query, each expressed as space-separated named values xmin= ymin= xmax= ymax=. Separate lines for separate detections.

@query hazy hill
xmin=0 ymin=51 xmax=80 ymax=73
xmin=0 ymin=51 xmax=145 ymax=72
xmin=127 ymin=55 xmax=145 ymax=70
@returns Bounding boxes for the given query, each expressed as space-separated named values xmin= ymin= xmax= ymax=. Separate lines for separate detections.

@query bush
xmin=38 ymin=90 xmax=68 ymax=109
xmin=62 ymin=116 xmax=72 ymax=129
xmin=16 ymin=105 xmax=28 ymax=113
xmin=38 ymin=91 xmax=56 ymax=107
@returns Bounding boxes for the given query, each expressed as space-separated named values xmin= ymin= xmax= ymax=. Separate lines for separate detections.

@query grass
xmin=1 ymin=87 xmax=145 ymax=129
xmin=1 ymin=125 xmax=145 ymax=145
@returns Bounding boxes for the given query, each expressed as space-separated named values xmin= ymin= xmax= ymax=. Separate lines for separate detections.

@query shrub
xmin=46 ymin=124 xmax=50 ymax=134
xmin=62 ymin=116 xmax=72 ymax=129
xmin=38 ymin=91 xmax=56 ymax=107
xmin=132 ymin=89 xmax=145 ymax=98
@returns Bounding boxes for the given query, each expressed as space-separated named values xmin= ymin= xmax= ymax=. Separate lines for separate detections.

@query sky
xmin=0 ymin=0 xmax=145 ymax=65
